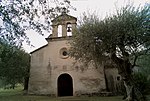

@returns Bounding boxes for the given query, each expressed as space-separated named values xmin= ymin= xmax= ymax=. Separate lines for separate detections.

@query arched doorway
xmin=57 ymin=73 xmax=73 ymax=96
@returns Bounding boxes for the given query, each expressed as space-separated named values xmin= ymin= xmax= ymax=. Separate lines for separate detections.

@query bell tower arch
xmin=51 ymin=11 xmax=77 ymax=38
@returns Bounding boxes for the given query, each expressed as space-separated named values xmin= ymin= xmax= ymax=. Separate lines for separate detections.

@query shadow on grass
xmin=0 ymin=87 xmax=150 ymax=101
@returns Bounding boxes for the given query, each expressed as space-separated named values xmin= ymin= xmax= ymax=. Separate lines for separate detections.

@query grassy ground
xmin=0 ymin=87 xmax=149 ymax=101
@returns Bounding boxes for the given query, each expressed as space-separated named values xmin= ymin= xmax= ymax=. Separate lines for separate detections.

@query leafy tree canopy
xmin=0 ymin=0 xmax=74 ymax=45
xmin=0 ymin=41 xmax=30 ymax=89
xmin=136 ymin=52 xmax=150 ymax=74
xmin=71 ymin=3 xmax=150 ymax=67
xmin=70 ymin=3 xmax=150 ymax=101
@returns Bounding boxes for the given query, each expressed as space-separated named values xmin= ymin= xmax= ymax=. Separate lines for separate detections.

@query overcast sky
xmin=23 ymin=0 xmax=150 ymax=53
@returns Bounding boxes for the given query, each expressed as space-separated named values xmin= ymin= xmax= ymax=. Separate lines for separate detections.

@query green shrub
xmin=133 ymin=72 xmax=150 ymax=95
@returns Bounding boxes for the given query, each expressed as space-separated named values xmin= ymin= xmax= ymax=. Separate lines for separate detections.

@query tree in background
xmin=0 ymin=0 xmax=74 ymax=45
xmin=70 ymin=4 xmax=150 ymax=101
xmin=136 ymin=52 xmax=150 ymax=75
xmin=132 ymin=52 xmax=150 ymax=95
xmin=0 ymin=41 xmax=30 ymax=89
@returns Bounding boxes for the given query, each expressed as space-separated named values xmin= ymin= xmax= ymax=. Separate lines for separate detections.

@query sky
xmin=22 ymin=0 xmax=150 ymax=53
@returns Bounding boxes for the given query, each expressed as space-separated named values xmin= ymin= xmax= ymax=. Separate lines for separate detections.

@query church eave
xmin=30 ymin=44 xmax=48 ymax=54
xmin=46 ymin=36 xmax=72 ymax=41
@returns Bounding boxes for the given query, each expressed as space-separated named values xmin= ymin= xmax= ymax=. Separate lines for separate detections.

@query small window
xmin=60 ymin=47 xmax=69 ymax=59
xmin=116 ymin=76 xmax=121 ymax=81
xmin=62 ymin=51 xmax=68 ymax=56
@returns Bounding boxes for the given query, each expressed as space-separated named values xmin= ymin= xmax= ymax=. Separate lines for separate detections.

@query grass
xmin=0 ymin=86 xmax=149 ymax=101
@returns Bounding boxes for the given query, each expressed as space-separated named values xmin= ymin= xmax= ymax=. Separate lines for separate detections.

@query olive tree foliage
xmin=133 ymin=52 xmax=150 ymax=95
xmin=0 ymin=41 xmax=30 ymax=89
xmin=71 ymin=4 xmax=150 ymax=63
xmin=0 ymin=0 xmax=74 ymax=45
xmin=70 ymin=4 xmax=150 ymax=101
xmin=136 ymin=52 xmax=150 ymax=74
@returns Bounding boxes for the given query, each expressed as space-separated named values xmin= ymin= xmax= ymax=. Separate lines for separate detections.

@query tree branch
xmin=132 ymin=55 xmax=138 ymax=68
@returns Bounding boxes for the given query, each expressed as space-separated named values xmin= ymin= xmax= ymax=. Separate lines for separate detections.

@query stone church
xmin=28 ymin=12 xmax=123 ymax=96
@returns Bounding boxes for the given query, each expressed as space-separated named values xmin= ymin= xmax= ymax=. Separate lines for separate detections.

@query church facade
xmin=28 ymin=12 xmax=123 ymax=96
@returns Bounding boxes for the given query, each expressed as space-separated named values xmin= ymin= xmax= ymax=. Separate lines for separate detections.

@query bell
xmin=67 ymin=27 xmax=72 ymax=32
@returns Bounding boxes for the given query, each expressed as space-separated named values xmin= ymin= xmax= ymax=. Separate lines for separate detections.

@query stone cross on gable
xmin=62 ymin=7 xmax=67 ymax=14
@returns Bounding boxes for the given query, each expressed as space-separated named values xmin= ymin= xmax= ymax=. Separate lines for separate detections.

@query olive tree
xmin=70 ymin=4 xmax=150 ymax=101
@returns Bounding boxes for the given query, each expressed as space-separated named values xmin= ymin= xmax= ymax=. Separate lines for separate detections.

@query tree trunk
xmin=124 ymin=80 xmax=134 ymax=101
xmin=111 ymin=53 xmax=146 ymax=101
xmin=24 ymin=77 xmax=29 ymax=90
xmin=123 ymin=77 xmax=145 ymax=101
